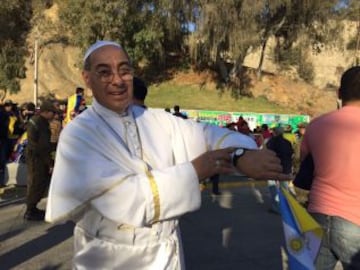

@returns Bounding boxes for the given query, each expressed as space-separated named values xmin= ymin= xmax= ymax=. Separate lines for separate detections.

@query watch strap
xmin=232 ymin=148 xmax=247 ymax=166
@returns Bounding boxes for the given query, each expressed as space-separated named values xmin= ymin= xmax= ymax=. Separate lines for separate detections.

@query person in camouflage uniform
xmin=24 ymin=100 xmax=57 ymax=221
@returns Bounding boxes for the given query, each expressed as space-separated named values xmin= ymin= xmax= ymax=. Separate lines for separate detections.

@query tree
xmin=341 ymin=0 xmax=360 ymax=65
xmin=256 ymin=1 xmax=287 ymax=79
xmin=255 ymin=0 xmax=343 ymax=83
xmin=190 ymin=1 xmax=277 ymax=97
xmin=189 ymin=1 xmax=346 ymax=91
xmin=0 ymin=0 xmax=32 ymax=100
xmin=56 ymin=0 xmax=192 ymax=73
xmin=273 ymin=1 xmax=341 ymax=65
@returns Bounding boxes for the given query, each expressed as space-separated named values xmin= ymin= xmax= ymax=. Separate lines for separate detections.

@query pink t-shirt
xmin=302 ymin=106 xmax=360 ymax=226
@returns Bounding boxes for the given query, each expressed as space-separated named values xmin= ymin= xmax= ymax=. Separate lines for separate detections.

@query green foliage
xmin=0 ymin=0 xmax=31 ymax=97
xmin=0 ymin=42 xmax=27 ymax=94
xmin=0 ymin=0 xmax=32 ymax=42
xmin=56 ymin=0 xmax=190 ymax=70
xmin=190 ymin=1 xmax=269 ymax=97
xmin=57 ymin=1 xmax=130 ymax=50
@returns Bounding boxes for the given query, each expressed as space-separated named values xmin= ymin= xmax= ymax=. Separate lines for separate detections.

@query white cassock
xmin=46 ymin=99 xmax=257 ymax=270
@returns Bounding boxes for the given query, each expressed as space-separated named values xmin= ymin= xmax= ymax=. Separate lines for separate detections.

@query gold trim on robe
xmin=214 ymin=131 xmax=233 ymax=149
xmin=146 ymin=170 xmax=161 ymax=223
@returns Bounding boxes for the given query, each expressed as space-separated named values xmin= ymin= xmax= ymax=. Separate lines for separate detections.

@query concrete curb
xmin=0 ymin=197 xmax=26 ymax=208
xmin=0 ymin=185 xmax=26 ymax=208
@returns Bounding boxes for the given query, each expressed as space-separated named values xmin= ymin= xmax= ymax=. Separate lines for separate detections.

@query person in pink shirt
xmin=301 ymin=66 xmax=360 ymax=270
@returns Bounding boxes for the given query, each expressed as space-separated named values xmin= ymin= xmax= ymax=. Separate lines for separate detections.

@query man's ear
xmin=337 ymin=87 xmax=342 ymax=100
xmin=336 ymin=88 xmax=343 ymax=109
xmin=82 ymin=71 xmax=91 ymax=89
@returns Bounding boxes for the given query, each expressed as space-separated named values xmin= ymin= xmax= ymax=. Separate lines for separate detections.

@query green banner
xmin=183 ymin=109 xmax=309 ymax=132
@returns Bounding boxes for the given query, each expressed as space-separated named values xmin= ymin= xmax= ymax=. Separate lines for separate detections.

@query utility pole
xmin=33 ymin=39 xmax=38 ymax=106
xmin=356 ymin=19 xmax=360 ymax=65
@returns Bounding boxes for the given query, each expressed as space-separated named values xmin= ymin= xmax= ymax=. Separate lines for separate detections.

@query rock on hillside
xmin=250 ymin=73 xmax=337 ymax=117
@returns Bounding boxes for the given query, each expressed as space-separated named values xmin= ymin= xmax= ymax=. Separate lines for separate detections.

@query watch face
xmin=235 ymin=148 xmax=244 ymax=156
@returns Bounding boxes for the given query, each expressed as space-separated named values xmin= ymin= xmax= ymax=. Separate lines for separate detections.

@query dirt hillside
xmin=250 ymin=73 xmax=337 ymax=116
xmin=8 ymin=44 xmax=337 ymax=118
xmin=170 ymin=68 xmax=337 ymax=117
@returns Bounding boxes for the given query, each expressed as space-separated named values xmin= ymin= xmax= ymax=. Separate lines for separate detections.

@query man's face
xmin=299 ymin=127 xmax=306 ymax=135
xmin=4 ymin=105 xmax=12 ymax=112
xmin=43 ymin=111 xmax=55 ymax=121
xmin=82 ymin=45 xmax=133 ymax=114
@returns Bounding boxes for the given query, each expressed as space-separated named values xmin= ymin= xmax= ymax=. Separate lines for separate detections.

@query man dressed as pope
xmin=45 ymin=40 xmax=289 ymax=269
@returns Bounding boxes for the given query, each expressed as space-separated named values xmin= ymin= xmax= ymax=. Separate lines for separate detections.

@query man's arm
xmin=191 ymin=147 xmax=289 ymax=181
xmin=191 ymin=123 xmax=289 ymax=181
xmin=234 ymin=148 xmax=289 ymax=180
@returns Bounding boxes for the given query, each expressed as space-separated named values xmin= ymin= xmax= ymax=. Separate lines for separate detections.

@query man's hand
xmin=235 ymin=148 xmax=290 ymax=181
xmin=191 ymin=147 xmax=236 ymax=181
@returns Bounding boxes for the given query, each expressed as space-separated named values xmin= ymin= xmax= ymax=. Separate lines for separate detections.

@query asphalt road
xmin=0 ymin=179 xmax=343 ymax=270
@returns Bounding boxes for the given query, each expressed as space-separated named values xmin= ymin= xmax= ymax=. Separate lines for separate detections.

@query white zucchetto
xmin=83 ymin=40 xmax=122 ymax=63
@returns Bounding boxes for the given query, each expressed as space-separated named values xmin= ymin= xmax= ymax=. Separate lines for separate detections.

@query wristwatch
xmin=232 ymin=148 xmax=247 ymax=166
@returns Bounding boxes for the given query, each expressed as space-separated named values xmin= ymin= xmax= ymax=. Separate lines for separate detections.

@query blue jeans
xmin=311 ymin=213 xmax=360 ymax=270
xmin=268 ymin=181 xmax=289 ymax=213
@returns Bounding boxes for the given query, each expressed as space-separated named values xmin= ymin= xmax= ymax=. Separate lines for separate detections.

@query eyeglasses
xmin=95 ymin=67 xmax=134 ymax=83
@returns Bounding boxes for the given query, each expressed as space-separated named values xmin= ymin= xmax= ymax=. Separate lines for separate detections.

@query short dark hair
xmin=40 ymin=100 xmax=57 ymax=113
xmin=76 ymin=87 xmax=84 ymax=94
xmin=26 ymin=102 xmax=36 ymax=112
xmin=133 ymin=77 xmax=148 ymax=101
xmin=174 ymin=105 xmax=180 ymax=112
xmin=83 ymin=56 xmax=91 ymax=71
xmin=339 ymin=66 xmax=360 ymax=104
xmin=261 ymin=123 xmax=268 ymax=130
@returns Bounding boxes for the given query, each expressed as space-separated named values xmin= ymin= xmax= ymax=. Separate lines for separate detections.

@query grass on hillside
xmin=147 ymin=82 xmax=298 ymax=114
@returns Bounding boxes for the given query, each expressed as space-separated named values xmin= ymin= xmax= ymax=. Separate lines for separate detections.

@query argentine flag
xmin=278 ymin=187 xmax=323 ymax=270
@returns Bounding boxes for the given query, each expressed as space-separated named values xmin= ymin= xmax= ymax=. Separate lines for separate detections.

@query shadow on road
xmin=0 ymin=221 xmax=75 ymax=269
xmin=181 ymin=188 xmax=284 ymax=270
xmin=0 ymin=228 xmax=24 ymax=243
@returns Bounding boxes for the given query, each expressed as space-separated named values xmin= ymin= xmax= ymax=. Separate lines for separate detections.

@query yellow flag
xmin=64 ymin=94 xmax=77 ymax=124
xmin=279 ymin=187 xmax=323 ymax=269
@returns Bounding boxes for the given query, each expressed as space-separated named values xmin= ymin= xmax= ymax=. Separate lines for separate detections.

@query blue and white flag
xmin=278 ymin=187 xmax=323 ymax=270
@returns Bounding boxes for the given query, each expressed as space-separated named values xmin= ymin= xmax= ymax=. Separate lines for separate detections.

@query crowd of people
xmin=0 ymin=39 xmax=359 ymax=269
xmin=0 ymin=90 xmax=88 ymax=219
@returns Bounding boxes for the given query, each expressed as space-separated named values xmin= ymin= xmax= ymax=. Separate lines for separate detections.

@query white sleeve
xmin=201 ymin=123 xmax=258 ymax=150
xmin=91 ymin=162 xmax=200 ymax=226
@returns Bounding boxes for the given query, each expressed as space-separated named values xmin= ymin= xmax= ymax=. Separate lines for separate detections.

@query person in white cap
xmin=45 ymin=40 xmax=289 ymax=269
